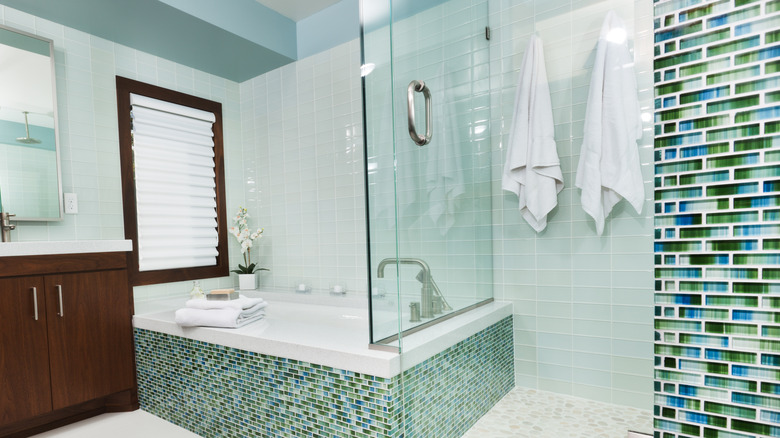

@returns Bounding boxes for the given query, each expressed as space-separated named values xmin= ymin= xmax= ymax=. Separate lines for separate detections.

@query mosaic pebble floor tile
xmin=462 ymin=388 xmax=653 ymax=438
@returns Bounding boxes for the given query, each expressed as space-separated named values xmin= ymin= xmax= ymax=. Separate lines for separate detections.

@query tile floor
xmin=32 ymin=388 xmax=653 ymax=437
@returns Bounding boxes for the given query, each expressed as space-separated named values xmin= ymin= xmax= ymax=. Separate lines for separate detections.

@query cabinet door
xmin=0 ymin=277 xmax=52 ymax=426
xmin=45 ymin=270 xmax=135 ymax=409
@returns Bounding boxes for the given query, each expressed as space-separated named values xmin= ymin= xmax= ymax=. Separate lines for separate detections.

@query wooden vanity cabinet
xmin=0 ymin=252 xmax=138 ymax=438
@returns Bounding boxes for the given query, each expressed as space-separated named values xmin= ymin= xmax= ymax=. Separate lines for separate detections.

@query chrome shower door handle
xmin=407 ymin=80 xmax=432 ymax=146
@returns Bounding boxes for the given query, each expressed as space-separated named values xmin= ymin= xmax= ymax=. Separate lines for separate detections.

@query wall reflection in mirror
xmin=0 ymin=24 xmax=62 ymax=221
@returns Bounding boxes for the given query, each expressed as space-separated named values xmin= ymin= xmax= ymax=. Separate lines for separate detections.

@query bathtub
xmin=132 ymin=289 xmax=514 ymax=437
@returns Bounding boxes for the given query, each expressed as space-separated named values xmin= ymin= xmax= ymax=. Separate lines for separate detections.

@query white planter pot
xmin=238 ymin=273 xmax=256 ymax=291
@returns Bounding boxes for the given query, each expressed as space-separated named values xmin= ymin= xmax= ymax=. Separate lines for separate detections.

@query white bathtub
xmin=133 ymin=289 xmax=512 ymax=378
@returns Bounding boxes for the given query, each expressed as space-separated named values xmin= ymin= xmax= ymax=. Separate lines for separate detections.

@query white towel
xmin=425 ymin=65 xmax=466 ymax=235
xmin=185 ymin=295 xmax=266 ymax=311
xmin=502 ymin=35 xmax=563 ymax=232
xmin=174 ymin=301 xmax=267 ymax=328
xmin=575 ymin=11 xmax=644 ymax=235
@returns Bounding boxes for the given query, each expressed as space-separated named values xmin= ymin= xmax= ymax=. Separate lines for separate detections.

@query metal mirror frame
xmin=0 ymin=23 xmax=63 ymax=221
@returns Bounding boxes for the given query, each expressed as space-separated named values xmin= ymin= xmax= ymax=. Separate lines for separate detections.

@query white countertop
xmin=133 ymin=290 xmax=512 ymax=378
xmin=0 ymin=240 xmax=132 ymax=257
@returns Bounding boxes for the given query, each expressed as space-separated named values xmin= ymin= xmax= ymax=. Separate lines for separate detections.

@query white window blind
xmin=130 ymin=93 xmax=219 ymax=272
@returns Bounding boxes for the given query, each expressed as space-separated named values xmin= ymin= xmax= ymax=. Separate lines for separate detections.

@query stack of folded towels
xmin=174 ymin=295 xmax=267 ymax=328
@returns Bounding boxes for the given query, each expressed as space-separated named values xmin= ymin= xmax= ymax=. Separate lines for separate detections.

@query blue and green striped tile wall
xmin=654 ymin=0 xmax=780 ymax=437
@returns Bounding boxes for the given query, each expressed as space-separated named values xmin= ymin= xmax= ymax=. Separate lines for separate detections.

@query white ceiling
xmin=254 ymin=0 xmax=344 ymax=21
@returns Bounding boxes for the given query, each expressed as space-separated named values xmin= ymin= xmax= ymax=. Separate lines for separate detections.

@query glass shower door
xmin=363 ymin=0 xmax=492 ymax=346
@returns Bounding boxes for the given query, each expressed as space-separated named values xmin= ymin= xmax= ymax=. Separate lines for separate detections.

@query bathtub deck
xmin=133 ymin=289 xmax=512 ymax=378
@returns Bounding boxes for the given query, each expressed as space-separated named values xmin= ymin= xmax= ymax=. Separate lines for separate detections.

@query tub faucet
xmin=377 ymin=257 xmax=437 ymax=318
xmin=0 ymin=212 xmax=15 ymax=242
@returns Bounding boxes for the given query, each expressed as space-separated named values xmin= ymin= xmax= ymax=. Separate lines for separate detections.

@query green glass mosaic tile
xmin=656 ymin=78 xmax=702 ymax=96
xmin=770 ymin=0 xmax=780 ymax=13
xmin=134 ymin=317 xmax=515 ymax=438
xmin=733 ymin=282 xmax=780 ymax=293
xmin=769 ymin=60 xmax=780 ymax=74
xmin=680 ymin=171 xmax=729 ymax=185
xmin=708 ymin=239 xmax=758 ymax=252
xmin=682 ymin=58 xmax=731 ymax=78
xmin=705 ymin=322 xmax=758 ymax=336
xmin=762 ymin=382 xmax=780 ymax=395
xmin=657 ymin=159 xmax=704 ymax=174
xmin=763 ymin=325 xmax=780 ymax=336
xmin=768 ymin=29 xmax=780 ymax=45
xmin=679 ymin=226 xmax=728 ymax=238
xmin=702 ymin=427 xmax=755 ymax=438
xmin=679 ymin=0 xmax=729 ymax=21
xmin=764 ymin=269 xmax=780 ymax=279
xmin=655 ymin=344 xmax=702 ymax=358
xmin=681 ymin=410 xmax=728 ymax=428
xmin=656 ymin=267 xmax=703 ymax=278
xmin=656 ymin=370 xmax=702 ymax=384
xmin=655 ymin=418 xmax=701 ymax=435
xmin=734 ymin=195 xmax=780 ymax=209
xmin=764 ymin=181 xmax=780 ymax=193
xmin=711 ymin=123 xmax=760 ymax=141
xmin=734 ymin=338 xmax=780 ymax=353
xmin=708 ymin=183 xmax=759 ymax=196
xmin=664 ymin=123 xmax=676 ymax=134
xmin=706 ymin=211 xmax=758 ymax=224
xmin=731 ymin=419 xmax=775 ymax=436
xmin=704 ymin=401 xmax=756 ymax=420
xmin=664 ymin=41 xmax=676 ymax=53
xmin=736 ymin=14 xmax=780 ymax=38
xmin=681 ymin=117 xmax=730 ymax=133
xmin=705 ymin=267 xmax=759 ymax=279
xmin=656 ymin=132 xmax=704 ymax=148
xmin=680 ymin=333 xmax=729 ymax=348
xmin=656 ymin=21 xmax=703 ymax=44
xmin=767 ymin=151 xmax=780 ymax=163
xmin=765 ymin=209 xmax=780 ymax=221
xmin=707 ymin=152 xmax=759 ymax=168
xmin=705 ymin=349 xmax=756 ymax=364
xmin=705 ymin=296 xmax=758 ymax=307
xmin=679 ymin=280 xmax=729 ymax=292
xmin=656 ymin=241 xmax=703 ymax=252
xmin=656 ymin=293 xmax=702 ymax=306
xmin=678 ymin=359 xmax=728 ymax=375
xmin=767 ymin=121 xmax=780 ymax=135
xmin=736 ymin=46 xmax=780 ymax=66
xmin=734 ymin=254 xmax=780 ymax=265
xmin=707 ymin=95 xmax=760 ymax=114
xmin=665 ymin=175 xmax=678 ymax=186
xmin=736 ymin=76 xmax=780 ymax=94
xmin=682 ymin=86 xmax=731 ymax=105
xmin=707 ymin=36 xmax=760 ymax=57
xmin=655 ymin=50 xmax=702 ymax=70
xmin=656 ymin=187 xmax=703 ymax=200
xmin=706 ymin=5 xmax=761 ymax=29
xmin=735 ymin=165 xmax=780 ymax=179
xmin=734 ymin=135 xmax=780 ymax=151
xmin=655 ymin=0 xmax=704 ymax=16
xmin=768 ymin=90 xmax=780 ymax=103
xmin=736 ymin=107 xmax=780 ymax=124
xmin=656 ymin=319 xmax=703 ymax=331
xmin=681 ymin=28 xmax=731 ymax=50
xmin=656 ymin=105 xmax=702 ymax=122
xmin=680 ymin=307 xmax=729 ymax=319
xmin=707 ymin=65 xmax=760 ymax=85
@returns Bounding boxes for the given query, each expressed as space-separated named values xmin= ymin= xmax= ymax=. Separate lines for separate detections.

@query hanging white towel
xmin=502 ymin=35 xmax=563 ymax=232
xmin=575 ymin=11 xmax=644 ymax=235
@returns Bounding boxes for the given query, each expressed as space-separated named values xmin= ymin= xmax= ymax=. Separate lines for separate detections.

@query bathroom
xmin=0 ymin=0 xmax=777 ymax=437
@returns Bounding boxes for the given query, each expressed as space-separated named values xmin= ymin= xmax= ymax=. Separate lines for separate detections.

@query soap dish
xmin=207 ymin=289 xmax=239 ymax=300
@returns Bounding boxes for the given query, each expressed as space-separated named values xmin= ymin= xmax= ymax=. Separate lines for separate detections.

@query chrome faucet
xmin=377 ymin=257 xmax=451 ymax=318
xmin=1 ymin=212 xmax=15 ymax=242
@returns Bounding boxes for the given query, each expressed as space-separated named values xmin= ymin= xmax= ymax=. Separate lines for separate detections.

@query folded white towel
xmin=502 ymin=35 xmax=563 ymax=232
xmin=185 ymin=295 xmax=265 ymax=311
xmin=174 ymin=304 xmax=266 ymax=328
xmin=575 ymin=10 xmax=644 ymax=235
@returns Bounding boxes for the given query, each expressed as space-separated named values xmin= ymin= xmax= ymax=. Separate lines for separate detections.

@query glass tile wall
xmin=653 ymin=0 xmax=780 ymax=436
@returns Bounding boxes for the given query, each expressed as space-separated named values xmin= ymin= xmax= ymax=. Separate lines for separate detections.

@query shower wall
xmin=239 ymin=40 xmax=367 ymax=293
xmin=488 ymin=0 xmax=656 ymax=410
xmin=653 ymin=0 xmax=780 ymax=436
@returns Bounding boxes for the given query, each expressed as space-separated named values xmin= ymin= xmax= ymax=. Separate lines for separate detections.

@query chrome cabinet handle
xmin=407 ymin=80 xmax=432 ymax=146
xmin=56 ymin=284 xmax=63 ymax=317
xmin=31 ymin=287 xmax=39 ymax=321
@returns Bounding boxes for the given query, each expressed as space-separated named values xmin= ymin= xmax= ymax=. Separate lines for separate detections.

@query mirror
xmin=0 ymin=24 xmax=62 ymax=221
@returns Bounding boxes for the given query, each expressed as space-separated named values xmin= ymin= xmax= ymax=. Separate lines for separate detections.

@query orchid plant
xmin=229 ymin=207 xmax=269 ymax=275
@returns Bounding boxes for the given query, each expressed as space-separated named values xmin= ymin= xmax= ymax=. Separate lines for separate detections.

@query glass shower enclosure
xmin=361 ymin=0 xmax=492 ymax=347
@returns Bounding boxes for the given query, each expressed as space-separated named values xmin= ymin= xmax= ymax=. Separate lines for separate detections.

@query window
xmin=116 ymin=76 xmax=228 ymax=286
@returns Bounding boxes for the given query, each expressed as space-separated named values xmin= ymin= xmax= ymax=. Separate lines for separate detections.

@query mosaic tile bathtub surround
xmin=134 ymin=316 xmax=513 ymax=437
xmin=654 ymin=0 xmax=780 ymax=437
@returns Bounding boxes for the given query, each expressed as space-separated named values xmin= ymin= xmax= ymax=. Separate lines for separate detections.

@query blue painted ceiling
xmin=0 ymin=0 xmax=303 ymax=82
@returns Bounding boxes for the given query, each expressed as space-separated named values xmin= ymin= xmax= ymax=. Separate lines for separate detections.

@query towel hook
xmin=407 ymin=80 xmax=432 ymax=146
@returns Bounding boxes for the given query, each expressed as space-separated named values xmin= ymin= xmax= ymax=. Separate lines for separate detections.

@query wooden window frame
xmin=116 ymin=76 xmax=229 ymax=286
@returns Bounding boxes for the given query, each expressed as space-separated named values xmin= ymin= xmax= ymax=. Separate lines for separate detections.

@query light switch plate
xmin=64 ymin=193 xmax=78 ymax=214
